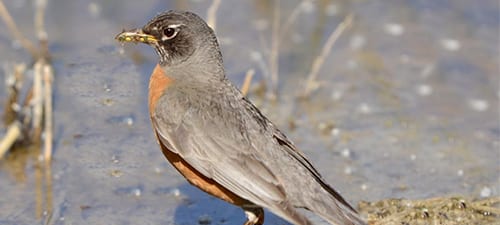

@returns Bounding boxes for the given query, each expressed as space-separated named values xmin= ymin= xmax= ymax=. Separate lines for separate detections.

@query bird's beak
xmin=115 ymin=29 xmax=157 ymax=45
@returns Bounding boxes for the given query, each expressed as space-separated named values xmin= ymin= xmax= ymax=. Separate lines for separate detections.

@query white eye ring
xmin=161 ymin=24 xmax=183 ymax=41
xmin=162 ymin=28 xmax=177 ymax=40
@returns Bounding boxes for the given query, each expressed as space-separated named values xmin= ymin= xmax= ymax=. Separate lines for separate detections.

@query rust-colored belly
xmin=157 ymin=134 xmax=249 ymax=205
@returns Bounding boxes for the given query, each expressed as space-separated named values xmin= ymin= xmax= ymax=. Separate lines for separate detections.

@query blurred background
xmin=0 ymin=0 xmax=498 ymax=224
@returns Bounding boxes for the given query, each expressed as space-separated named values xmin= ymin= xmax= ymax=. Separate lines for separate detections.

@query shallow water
xmin=0 ymin=0 xmax=498 ymax=224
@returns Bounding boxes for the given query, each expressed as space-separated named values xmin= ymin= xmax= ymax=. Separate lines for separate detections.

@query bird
xmin=115 ymin=10 xmax=366 ymax=225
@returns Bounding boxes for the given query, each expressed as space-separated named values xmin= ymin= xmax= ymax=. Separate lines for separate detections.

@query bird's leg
xmin=243 ymin=206 xmax=264 ymax=225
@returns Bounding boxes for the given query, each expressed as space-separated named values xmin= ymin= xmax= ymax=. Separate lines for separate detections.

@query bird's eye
xmin=163 ymin=28 xmax=176 ymax=38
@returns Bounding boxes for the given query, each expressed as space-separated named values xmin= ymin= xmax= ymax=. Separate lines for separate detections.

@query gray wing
xmin=152 ymin=107 xmax=287 ymax=206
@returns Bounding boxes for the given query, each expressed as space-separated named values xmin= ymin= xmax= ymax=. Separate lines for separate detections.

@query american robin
xmin=116 ymin=10 xmax=366 ymax=225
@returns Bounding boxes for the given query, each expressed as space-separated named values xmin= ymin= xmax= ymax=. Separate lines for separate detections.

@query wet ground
xmin=0 ymin=0 xmax=498 ymax=224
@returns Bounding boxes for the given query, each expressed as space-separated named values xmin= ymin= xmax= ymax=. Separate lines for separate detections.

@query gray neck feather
xmin=164 ymin=41 xmax=225 ymax=89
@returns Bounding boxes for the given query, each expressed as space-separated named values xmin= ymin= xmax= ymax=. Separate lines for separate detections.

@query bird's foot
xmin=243 ymin=206 xmax=264 ymax=225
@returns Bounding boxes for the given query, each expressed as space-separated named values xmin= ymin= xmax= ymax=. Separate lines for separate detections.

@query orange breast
xmin=148 ymin=64 xmax=174 ymax=113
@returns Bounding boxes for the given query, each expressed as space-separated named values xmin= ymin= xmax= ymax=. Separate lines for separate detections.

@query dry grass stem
xmin=35 ymin=0 xmax=49 ymax=57
xmin=32 ymin=60 xmax=44 ymax=141
xmin=268 ymin=0 xmax=280 ymax=100
xmin=0 ymin=0 xmax=37 ymax=56
xmin=0 ymin=121 xmax=21 ymax=159
xmin=206 ymin=0 xmax=221 ymax=30
xmin=302 ymin=14 xmax=353 ymax=97
xmin=35 ymin=0 xmax=48 ymax=41
xmin=279 ymin=0 xmax=308 ymax=42
xmin=35 ymin=0 xmax=54 ymax=162
xmin=241 ymin=69 xmax=255 ymax=96
xmin=43 ymin=63 xmax=53 ymax=162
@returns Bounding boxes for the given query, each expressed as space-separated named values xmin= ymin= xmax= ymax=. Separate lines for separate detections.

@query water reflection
xmin=1 ymin=144 xmax=53 ymax=222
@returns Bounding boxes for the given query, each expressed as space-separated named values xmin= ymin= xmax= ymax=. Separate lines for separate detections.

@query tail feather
xmin=316 ymin=202 xmax=366 ymax=225
xmin=309 ymin=194 xmax=367 ymax=225
xmin=313 ymin=179 xmax=367 ymax=225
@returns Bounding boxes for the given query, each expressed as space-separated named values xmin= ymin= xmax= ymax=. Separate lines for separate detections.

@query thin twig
xmin=32 ymin=60 xmax=44 ymax=142
xmin=302 ymin=14 xmax=353 ymax=97
xmin=0 ymin=121 xmax=21 ymax=159
xmin=43 ymin=64 xmax=53 ymax=162
xmin=0 ymin=0 xmax=37 ymax=56
xmin=35 ymin=0 xmax=48 ymax=41
xmin=206 ymin=0 xmax=221 ymax=30
xmin=241 ymin=69 xmax=255 ymax=96
xmin=268 ymin=0 xmax=280 ymax=100
xmin=279 ymin=0 xmax=308 ymax=42
xmin=34 ymin=0 xmax=49 ymax=57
